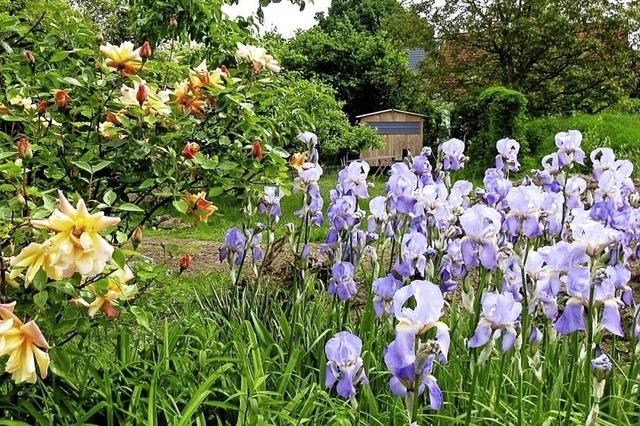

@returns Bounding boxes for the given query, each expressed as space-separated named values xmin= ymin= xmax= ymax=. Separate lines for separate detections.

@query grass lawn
xmin=146 ymin=168 xmax=389 ymax=242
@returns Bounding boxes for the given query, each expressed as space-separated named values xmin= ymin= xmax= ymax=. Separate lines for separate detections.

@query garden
xmin=1 ymin=0 xmax=640 ymax=425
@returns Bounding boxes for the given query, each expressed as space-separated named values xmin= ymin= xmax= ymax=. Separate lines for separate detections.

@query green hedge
xmin=452 ymin=86 xmax=528 ymax=176
xmin=477 ymin=86 xmax=528 ymax=145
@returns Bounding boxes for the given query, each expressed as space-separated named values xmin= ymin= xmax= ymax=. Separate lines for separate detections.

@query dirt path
xmin=139 ymin=236 xmax=228 ymax=274
xmin=138 ymin=236 xmax=301 ymax=276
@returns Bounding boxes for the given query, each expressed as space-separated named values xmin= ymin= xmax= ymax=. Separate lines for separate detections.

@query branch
xmin=14 ymin=12 xmax=46 ymax=44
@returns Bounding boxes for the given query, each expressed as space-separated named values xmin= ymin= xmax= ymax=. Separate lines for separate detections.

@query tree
xmin=281 ymin=19 xmax=417 ymax=121
xmin=416 ymin=0 xmax=640 ymax=114
xmin=316 ymin=0 xmax=404 ymax=33
xmin=381 ymin=7 xmax=436 ymax=51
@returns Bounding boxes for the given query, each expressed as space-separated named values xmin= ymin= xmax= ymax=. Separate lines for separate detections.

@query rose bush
xmin=0 ymin=1 xmax=327 ymax=389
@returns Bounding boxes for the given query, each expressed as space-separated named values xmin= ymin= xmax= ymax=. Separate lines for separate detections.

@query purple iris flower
xmin=219 ymin=227 xmax=247 ymax=266
xmin=298 ymin=131 xmax=317 ymax=147
xmin=449 ymin=180 xmax=473 ymax=209
xmin=298 ymin=131 xmax=319 ymax=164
xmin=372 ymin=274 xmax=403 ymax=318
xmin=591 ymin=149 xmax=634 ymax=197
xmin=555 ymin=130 xmax=585 ymax=168
xmin=594 ymin=168 xmax=635 ymax=214
xmin=480 ymin=168 xmax=512 ymax=206
xmin=495 ymin=138 xmax=521 ymax=172
xmin=307 ymin=183 xmax=324 ymax=227
xmin=502 ymin=256 xmax=523 ymax=301
xmin=603 ymin=264 xmax=633 ymax=305
xmin=440 ymin=138 xmax=466 ymax=171
xmin=328 ymin=262 xmax=358 ymax=300
xmin=533 ymin=153 xmax=563 ymax=192
xmin=327 ymin=195 xmax=363 ymax=232
xmin=258 ymin=186 xmax=284 ymax=221
xmin=368 ymin=196 xmax=392 ymax=236
xmin=338 ymin=161 xmax=370 ymax=199
xmin=294 ymin=163 xmax=324 ymax=227
xmin=591 ymin=352 xmax=612 ymax=381
xmin=529 ymin=242 xmax=589 ymax=322
xmin=564 ymin=176 xmax=587 ymax=209
xmin=348 ymin=229 xmax=370 ymax=265
xmin=590 ymin=147 xmax=617 ymax=181
xmin=295 ymin=162 xmax=323 ymax=187
xmin=392 ymin=280 xmax=450 ymax=364
xmin=413 ymin=181 xmax=452 ymax=228
xmin=248 ymin=230 xmax=265 ymax=262
xmin=440 ymin=239 xmax=467 ymax=292
xmin=325 ymin=331 xmax=368 ymax=398
xmin=459 ymin=204 xmax=502 ymax=269
xmin=593 ymin=270 xmax=625 ymax=337
xmin=469 ymin=291 xmax=522 ymax=353
xmin=554 ymin=265 xmax=623 ymax=337
xmin=530 ymin=326 xmax=543 ymax=350
xmin=504 ymin=185 xmax=544 ymax=238
xmin=412 ymin=150 xmax=434 ymax=186
xmin=525 ymin=250 xmax=560 ymax=320
xmin=384 ymin=345 xmax=443 ymax=410
xmin=570 ymin=217 xmax=620 ymax=258
xmin=539 ymin=190 xmax=564 ymax=235
xmin=387 ymin=163 xmax=417 ymax=213
xmin=395 ymin=231 xmax=429 ymax=277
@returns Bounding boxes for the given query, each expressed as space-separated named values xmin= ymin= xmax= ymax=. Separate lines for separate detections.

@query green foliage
xmin=611 ymin=97 xmax=640 ymax=115
xmin=524 ymin=112 xmax=640 ymax=176
xmin=317 ymin=0 xmax=404 ymax=33
xmin=381 ymin=7 xmax=436 ymax=50
xmin=323 ymin=123 xmax=382 ymax=160
xmin=0 ymin=0 xmax=361 ymax=398
xmin=3 ymin=267 xmax=638 ymax=424
xmin=477 ymin=86 xmax=528 ymax=145
xmin=281 ymin=19 xmax=415 ymax=121
xmin=452 ymin=86 xmax=528 ymax=175
xmin=417 ymin=0 xmax=640 ymax=114
xmin=250 ymin=73 xmax=381 ymax=160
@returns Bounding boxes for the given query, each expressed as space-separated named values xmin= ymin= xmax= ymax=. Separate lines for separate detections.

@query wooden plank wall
xmin=359 ymin=111 xmax=424 ymax=166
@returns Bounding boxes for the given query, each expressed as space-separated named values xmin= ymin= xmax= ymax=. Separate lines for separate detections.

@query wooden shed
xmin=357 ymin=109 xmax=426 ymax=166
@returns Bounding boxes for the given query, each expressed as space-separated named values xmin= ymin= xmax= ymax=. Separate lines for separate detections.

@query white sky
xmin=223 ymin=0 xmax=332 ymax=38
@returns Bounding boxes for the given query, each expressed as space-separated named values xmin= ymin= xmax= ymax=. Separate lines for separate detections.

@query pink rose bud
xmin=140 ymin=41 xmax=152 ymax=60
xmin=132 ymin=226 xmax=143 ymax=249
xmin=54 ymin=90 xmax=69 ymax=109
xmin=17 ymin=137 xmax=33 ymax=159
xmin=36 ymin=100 xmax=48 ymax=115
xmin=136 ymin=84 xmax=147 ymax=105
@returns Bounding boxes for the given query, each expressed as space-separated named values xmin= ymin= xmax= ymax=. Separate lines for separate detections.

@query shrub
xmin=451 ymin=86 xmax=528 ymax=176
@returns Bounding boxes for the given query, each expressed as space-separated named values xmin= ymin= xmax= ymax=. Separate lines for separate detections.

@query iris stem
xmin=465 ymin=355 xmax=479 ymax=426
xmin=411 ymin=336 xmax=421 ymax=423
xmin=585 ymin=258 xmax=596 ymax=414
xmin=341 ymin=300 xmax=350 ymax=329
xmin=494 ymin=352 xmax=505 ymax=411
xmin=563 ymin=333 xmax=579 ymax=426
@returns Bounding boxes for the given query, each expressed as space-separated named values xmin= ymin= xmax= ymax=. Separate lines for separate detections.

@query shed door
xmin=366 ymin=121 xmax=421 ymax=135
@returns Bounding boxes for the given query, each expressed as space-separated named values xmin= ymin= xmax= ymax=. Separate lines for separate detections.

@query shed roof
xmin=356 ymin=109 xmax=427 ymax=119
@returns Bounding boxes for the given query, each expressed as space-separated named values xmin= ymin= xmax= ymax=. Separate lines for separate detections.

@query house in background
xmin=407 ymin=48 xmax=427 ymax=71
xmin=358 ymin=109 xmax=426 ymax=167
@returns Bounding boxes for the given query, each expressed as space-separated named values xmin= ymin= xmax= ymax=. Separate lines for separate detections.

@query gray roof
xmin=356 ymin=109 xmax=427 ymax=119
xmin=408 ymin=48 xmax=427 ymax=71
